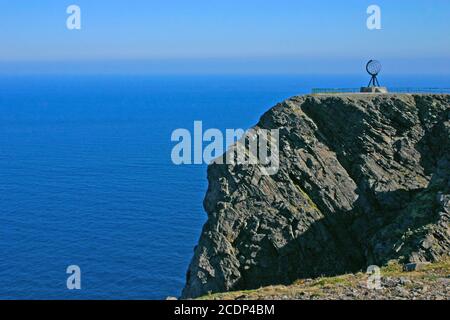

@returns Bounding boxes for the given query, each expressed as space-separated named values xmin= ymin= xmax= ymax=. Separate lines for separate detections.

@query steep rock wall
xmin=182 ymin=94 xmax=450 ymax=298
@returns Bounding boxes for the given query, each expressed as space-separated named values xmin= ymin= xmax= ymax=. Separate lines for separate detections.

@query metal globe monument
xmin=360 ymin=59 xmax=388 ymax=93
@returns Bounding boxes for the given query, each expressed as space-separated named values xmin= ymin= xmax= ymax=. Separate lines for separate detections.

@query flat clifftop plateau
xmin=198 ymin=259 xmax=450 ymax=300
xmin=182 ymin=94 xmax=450 ymax=299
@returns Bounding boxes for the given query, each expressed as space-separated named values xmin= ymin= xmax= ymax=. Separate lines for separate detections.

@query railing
xmin=311 ymin=87 xmax=450 ymax=94
xmin=312 ymin=88 xmax=360 ymax=94
xmin=389 ymin=87 xmax=450 ymax=94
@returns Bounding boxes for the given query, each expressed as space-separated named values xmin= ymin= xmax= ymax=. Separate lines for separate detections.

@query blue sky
xmin=0 ymin=0 xmax=449 ymax=74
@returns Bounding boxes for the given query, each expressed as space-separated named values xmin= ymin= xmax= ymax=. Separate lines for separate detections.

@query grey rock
xmin=182 ymin=94 xmax=450 ymax=298
xmin=166 ymin=296 xmax=178 ymax=300
xmin=399 ymin=277 xmax=412 ymax=285
xmin=403 ymin=262 xmax=431 ymax=272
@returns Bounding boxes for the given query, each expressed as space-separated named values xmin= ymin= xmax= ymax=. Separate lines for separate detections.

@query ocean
xmin=0 ymin=74 xmax=448 ymax=299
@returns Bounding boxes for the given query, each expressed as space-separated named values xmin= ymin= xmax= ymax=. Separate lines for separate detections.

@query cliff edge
xmin=182 ymin=94 xmax=450 ymax=299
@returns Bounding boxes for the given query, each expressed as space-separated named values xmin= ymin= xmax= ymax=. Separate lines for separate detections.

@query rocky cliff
xmin=182 ymin=94 xmax=450 ymax=299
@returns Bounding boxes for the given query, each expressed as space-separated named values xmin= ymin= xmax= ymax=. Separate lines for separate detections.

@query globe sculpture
xmin=366 ymin=60 xmax=381 ymax=87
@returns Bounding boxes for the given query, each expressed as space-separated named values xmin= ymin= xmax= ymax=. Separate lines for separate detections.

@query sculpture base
xmin=360 ymin=87 xmax=389 ymax=93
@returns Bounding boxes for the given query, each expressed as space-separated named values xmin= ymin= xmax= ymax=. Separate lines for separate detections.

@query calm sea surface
xmin=0 ymin=74 xmax=448 ymax=299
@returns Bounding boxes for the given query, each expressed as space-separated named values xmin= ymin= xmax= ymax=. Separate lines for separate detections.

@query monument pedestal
xmin=360 ymin=86 xmax=388 ymax=93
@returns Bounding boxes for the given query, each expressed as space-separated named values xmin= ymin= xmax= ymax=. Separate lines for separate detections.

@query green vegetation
xmin=196 ymin=257 xmax=450 ymax=300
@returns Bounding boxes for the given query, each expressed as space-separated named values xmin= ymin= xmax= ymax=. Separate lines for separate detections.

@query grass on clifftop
xmin=197 ymin=257 xmax=450 ymax=300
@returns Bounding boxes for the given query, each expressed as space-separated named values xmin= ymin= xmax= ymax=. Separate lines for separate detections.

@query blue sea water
xmin=0 ymin=74 xmax=449 ymax=299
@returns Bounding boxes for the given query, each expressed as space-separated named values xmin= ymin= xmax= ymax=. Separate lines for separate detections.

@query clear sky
xmin=0 ymin=0 xmax=449 ymax=74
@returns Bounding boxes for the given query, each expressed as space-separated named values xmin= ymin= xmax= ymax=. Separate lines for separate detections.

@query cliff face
xmin=182 ymin=94 xmax=450 ymax=299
